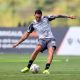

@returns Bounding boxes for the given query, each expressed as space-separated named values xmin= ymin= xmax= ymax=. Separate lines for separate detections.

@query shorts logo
xmin=51 ymin=41 xmax=56 ymax=45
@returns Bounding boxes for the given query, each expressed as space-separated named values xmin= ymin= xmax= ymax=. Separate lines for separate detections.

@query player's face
xmin=34 ymin=14 xmax=42 ymax=22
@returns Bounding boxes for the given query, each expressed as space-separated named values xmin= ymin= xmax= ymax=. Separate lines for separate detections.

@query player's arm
xmin=13 ymin=23 xmax=34 ymax=48
xmin=12 ymin=32 xmax=30 ymax=48
xmin=54 ymin=15 xmax=76 ymax=19
xmin=47 ymin=15 xmax=76 ymax=21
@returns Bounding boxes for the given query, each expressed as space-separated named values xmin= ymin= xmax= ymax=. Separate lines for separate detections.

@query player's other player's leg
xmin=43 ymin=47 xmax=56 ymax=74
xmin=21 ymin=45 xmax=42 ymax=73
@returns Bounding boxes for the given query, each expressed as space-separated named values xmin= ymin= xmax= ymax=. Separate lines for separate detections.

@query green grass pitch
xmin=0 ymin=53 xmax=80 ymax=80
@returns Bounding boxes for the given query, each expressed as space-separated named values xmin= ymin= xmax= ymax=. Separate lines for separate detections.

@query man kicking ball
xmin=13 ymin=9 xmax=75 ymax=74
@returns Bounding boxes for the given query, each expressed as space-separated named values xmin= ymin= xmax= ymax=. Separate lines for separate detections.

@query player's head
xmin=34 ymin=9 xmax=42 ymax=22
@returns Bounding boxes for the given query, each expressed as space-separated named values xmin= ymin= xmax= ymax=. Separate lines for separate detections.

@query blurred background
xmin=0 ymin=0 xmax=80 ymax=27
xmin=0 ymin=1 xmax=80 ymax=80
xmin=0 ymin=0 xmax=80 ymax=54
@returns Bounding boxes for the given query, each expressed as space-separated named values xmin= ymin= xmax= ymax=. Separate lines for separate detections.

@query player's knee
xmin=35 ymin=46 xmax=42 ymax=52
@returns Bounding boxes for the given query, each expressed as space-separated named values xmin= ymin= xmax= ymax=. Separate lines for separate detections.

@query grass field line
xmin=0 ymin=59 xmax=63 ymax=62
xmin=0 ymin=73 xmax=80 ymax=77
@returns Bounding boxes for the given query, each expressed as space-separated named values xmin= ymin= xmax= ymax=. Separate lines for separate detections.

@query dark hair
xmin=35 ymin=9 xmax=42 ymax=15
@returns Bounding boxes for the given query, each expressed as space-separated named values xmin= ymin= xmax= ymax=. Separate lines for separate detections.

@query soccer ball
xmin=30 ymin=64 xmax=40 ymax=73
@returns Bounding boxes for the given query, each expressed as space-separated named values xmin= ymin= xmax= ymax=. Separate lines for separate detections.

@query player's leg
xmin=43 ymin=38 xmax=56 ymax=74
xmin=47 ymin=47 xmax=55 ymax=64
xmin=27 ymin=45 xmax=42 ymax=68
xmin=30 ymin=45 xmax=42 ymax=61
xmin=21 ymin=45 xmax=42 ymax=73
xmin=43 ymin=47 xmax=55 ymax=74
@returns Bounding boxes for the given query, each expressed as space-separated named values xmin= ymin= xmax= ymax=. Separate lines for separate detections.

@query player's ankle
xmin=45 ymin=63 xmax=50 ymax=70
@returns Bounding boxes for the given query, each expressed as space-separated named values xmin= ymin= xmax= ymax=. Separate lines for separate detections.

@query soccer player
xmin=13 ymin=9 xmax=75 ymax=74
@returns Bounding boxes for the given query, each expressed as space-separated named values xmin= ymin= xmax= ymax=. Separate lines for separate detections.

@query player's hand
xmin=69 ymin=16 xmax=76 ymax=19
xmin=12 ymin=44 xmax=18 ymax=48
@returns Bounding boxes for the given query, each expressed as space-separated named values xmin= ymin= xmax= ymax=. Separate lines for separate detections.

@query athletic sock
xmin=27 ymin=60 xmax=33 ymax=69
xmin=45 ymin=63 xmax=50 ymax=70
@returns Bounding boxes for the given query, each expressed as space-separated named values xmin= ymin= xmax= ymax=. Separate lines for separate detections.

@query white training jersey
xmin=27 ymin=15 xmax=56 ymax=39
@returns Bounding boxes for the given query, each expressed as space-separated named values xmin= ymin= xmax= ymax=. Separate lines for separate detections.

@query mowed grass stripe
xmin=0 ymin=73 xmax=80 ymax=77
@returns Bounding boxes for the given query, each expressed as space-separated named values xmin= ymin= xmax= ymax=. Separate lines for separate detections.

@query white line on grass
xmin=0 ymin=59 xmax=62 ymax=62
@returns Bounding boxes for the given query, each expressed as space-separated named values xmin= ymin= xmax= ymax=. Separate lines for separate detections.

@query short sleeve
xmin=27 ymin=23 xmax=34 ymax=33
xmin=47 ymin=15 xmax=56 ymax=21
